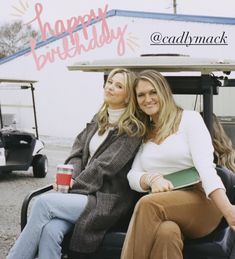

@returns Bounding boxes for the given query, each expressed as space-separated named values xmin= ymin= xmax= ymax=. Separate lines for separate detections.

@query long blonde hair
xmin=97 ymin=68 xmax=145 ymax=137
xmin=212 ymin=114 xmax=235 ymax=172
xmin=133 ymin=70 xmax=182 ymax=143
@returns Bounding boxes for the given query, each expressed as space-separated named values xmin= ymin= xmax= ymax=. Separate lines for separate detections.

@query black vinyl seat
xmin=0 ymin=130 xmax=36 ymax=171
xmin=21 ymin=166 xmax=235 ymax=259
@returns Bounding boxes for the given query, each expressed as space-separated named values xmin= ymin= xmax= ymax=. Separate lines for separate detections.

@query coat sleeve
xmin=64 ymin=127 xmax=87 ymax=178
xmin=64 ymin=116 xmax=97 ymax=178
xmin=71 ymin=133 xmax=141 ymax=193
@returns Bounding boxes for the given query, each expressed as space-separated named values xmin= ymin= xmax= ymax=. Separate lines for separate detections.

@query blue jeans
xmin=7 ymin=192 xmax=88 ymax=259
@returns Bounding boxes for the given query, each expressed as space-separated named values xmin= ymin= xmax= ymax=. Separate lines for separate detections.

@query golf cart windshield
xmin=0 ymin=79 xmax=39 ymax=138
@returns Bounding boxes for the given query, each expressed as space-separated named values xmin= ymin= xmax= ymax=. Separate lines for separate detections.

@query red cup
xmin=56 ymin=164 xmax=73 ymax=193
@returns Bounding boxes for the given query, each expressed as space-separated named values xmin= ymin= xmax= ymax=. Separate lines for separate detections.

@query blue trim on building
xmin=1 ymin=9 xmax=235 ymax=65
xmin=113 ymin=9 xmax=235 ymax=25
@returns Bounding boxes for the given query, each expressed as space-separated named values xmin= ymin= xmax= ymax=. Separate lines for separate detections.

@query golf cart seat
xmin=0 ymin=130 xmax=36 ymax=170
xmin=21 ymin=166 xmax=235 ymax=259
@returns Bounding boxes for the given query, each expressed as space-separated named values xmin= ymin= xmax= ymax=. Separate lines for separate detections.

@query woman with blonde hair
xmin=121 ymin=69 xmax=235 ymax=259
xmin=7 ymin=68 xmax=145 ymax=259
xmin=212 ymin=113 xmax=235 ymax=172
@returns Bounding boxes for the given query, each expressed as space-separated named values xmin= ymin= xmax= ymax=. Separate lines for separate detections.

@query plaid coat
xmin=64 ymin=117 xmax=142 ymax=253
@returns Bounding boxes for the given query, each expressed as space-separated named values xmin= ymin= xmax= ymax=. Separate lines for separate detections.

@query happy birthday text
xmin=27 ymin=3 xmax=128 ymax=70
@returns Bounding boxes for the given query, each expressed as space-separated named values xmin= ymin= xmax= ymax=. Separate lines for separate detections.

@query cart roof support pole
xmin=30 ymin=83 xmax=39 ymax=139
xmin=202 ymin=75 xmax=213 ymax=136
xmin=0 ymin=103 xmax=3 ymax=129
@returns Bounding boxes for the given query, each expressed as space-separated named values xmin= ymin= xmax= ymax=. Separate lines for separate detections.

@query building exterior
xmin=0 ymin=9 xmax=234 ymax=139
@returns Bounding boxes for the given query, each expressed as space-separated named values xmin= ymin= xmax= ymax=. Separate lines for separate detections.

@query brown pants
xmin=121 ymin=183 xmax=223 ymax=259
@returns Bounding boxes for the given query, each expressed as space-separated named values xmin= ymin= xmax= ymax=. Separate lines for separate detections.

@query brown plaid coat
xmin=64 ymin=117 xmax=142 ymax=253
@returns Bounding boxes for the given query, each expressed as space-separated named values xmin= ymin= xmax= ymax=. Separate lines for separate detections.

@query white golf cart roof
xmin=68 ymin=55 xmax=235 ymax=134
xmin=67 ymin=55 xmax=235 ymax=74
xmin=0 ymin=79 xmax=37 ymax=84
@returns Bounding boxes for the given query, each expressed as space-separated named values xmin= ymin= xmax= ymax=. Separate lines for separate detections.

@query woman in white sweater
xmin=121 ymin=70 xmax=235 ymax=259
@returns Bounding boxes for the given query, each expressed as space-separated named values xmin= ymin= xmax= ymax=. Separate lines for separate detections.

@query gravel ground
xmin=0 ymin=144 xmax=71 ymax=259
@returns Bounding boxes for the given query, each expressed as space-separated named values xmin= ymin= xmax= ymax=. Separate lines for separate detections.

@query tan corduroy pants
xmin=121 ymin=183 xmax=223 ymax=259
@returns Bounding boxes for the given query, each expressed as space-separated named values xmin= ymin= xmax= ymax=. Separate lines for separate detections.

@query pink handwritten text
xmin=27 ymin=3 xmax=128 ymax=70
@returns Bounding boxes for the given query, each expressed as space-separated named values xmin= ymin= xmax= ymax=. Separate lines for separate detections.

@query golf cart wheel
xmin=32 ymin=155 xmax=48 ymax=178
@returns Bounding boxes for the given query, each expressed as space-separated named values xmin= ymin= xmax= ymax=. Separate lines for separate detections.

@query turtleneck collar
xmin=108 ymin=107 xmax=126 ymax=124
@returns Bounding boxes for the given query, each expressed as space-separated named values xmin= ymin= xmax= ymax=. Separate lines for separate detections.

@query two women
xmin=8 ymin=68 xmax=235 ymax=259
xmin=7 ymin=68 xmax=144 ymax=259
xmin=121 ymin=70 xmax=235 ymax=259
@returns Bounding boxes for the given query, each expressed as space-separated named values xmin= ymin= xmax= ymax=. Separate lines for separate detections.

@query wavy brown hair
xmin=212 ymin=114 xmax=235 ymax=172
xmin=97 ymin=68 xmax=145 ymax=137
xmin=133 ymin=70 xmax=183 ymax=143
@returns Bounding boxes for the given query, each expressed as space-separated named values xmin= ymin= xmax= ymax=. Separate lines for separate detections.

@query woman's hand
xmin=222 ymin=205 xmax=235 ymax=231
xmin=53 ymin=175 xmax=58 ymax=191
xmin=150 ymin=177 xmax=174 ymax=193
xmin=52 ymin=176 xmax=74 ymax=192
xmin=209 ymin=188 xmax=235 ymax=231
xmin=141 ymin=173 xmax=174 ymax=193
xmin=70 ymin=179 xmax=74 ymax=188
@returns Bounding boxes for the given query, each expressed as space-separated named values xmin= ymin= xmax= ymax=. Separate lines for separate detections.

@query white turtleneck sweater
xmin=89 ymin=108 xmax=126 ymax=159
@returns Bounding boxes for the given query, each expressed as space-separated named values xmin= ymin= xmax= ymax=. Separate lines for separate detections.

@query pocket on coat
xmin=91 ymin=191 xmax=121 ymax=230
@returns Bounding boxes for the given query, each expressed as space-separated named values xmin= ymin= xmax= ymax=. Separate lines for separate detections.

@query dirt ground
xmin=0 ymin=144 xmax=71 ymax=259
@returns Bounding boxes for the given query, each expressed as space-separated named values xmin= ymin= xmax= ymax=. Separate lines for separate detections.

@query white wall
xmin=0 ymin=15 xmax=234 ymax=139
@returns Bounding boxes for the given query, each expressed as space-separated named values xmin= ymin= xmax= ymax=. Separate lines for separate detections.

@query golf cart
xmin=21 ymin=55 xmax=235 ymax=258
xmin=0 ymin=78 xmax=48 ymax=178
xmin=69 ymin=54 xmax=235 ymax=141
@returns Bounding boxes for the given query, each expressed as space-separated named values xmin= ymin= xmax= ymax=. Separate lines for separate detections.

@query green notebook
xmin=164 ymin=167 xmax=201 ymax=190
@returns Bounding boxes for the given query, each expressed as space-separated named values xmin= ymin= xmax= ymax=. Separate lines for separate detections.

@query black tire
xmin=32 ymin=155 xmax=48 ymax=178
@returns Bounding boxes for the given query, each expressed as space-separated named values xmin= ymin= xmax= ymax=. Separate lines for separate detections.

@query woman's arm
xmin=186 ymin=112 xmax=235 ymax=228
xmin=209 ymin=188 xmax=235 ymax=230
xmin=127 ymin=146 xmax=150 ymax=192
xmin=64 ymin=127 xmax=87 ymax=178
xmin=186 ymin=111 xmax=225 ymax=196
xmin=65 ymin=116 xmax=97 ymax=178
xmin=127 ymin=145 xmax=173 ymax=193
